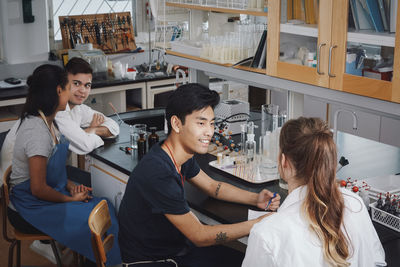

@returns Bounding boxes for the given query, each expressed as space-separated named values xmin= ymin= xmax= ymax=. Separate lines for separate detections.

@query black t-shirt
xmin=118 ymin=142 xmax=200 ymax=262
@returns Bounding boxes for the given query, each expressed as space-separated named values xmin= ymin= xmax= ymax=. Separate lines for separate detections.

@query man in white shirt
xmin=55 ymin=57 xmax=119 ymax=154
xmin=0 ymin=58 xmax=119 ymax=179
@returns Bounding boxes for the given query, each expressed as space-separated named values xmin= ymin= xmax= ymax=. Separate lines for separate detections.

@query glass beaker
xmin=261 ymin=104 xmax=279 ymax=136
xmin=130 ymin=124 xmax=147 ymax=149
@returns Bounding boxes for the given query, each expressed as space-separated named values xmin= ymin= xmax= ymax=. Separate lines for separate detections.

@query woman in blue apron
xmin=8 ymin=64 xmax=121 ymax=265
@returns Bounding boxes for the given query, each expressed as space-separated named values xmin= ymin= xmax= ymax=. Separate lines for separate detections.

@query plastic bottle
xmin=377 ymin=193 xmax=383 ymax=210
xmin=138 ymin=133 xmax=146 ymax=159
xmin=148 ymin=127 xmax=159 ymax=150
xmin=382 ymin=192 xmax=391 ymax=212
xmin=307 ymin=52 xmax=316 ymax=67
xmin=389 ymin=196 xmax=397 ymax=215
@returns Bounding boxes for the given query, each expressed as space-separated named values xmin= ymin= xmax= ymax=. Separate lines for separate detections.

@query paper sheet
xmin=248 ymin=209 xmax=271 ymax=220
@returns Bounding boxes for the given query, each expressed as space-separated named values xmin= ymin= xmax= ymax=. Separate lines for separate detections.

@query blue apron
xmin=10 ymin=135 xmax=121 ymax=265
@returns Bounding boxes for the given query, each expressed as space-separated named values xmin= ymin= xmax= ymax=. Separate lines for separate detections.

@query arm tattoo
xmin=215 ymin=232 xmax=228 ymax=244
xmin=215 ymin=182 xmax=222 ymax=197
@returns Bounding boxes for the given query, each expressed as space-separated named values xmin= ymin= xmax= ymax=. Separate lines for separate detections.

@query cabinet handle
xmin=317 ymin=43 xmax=326 ymax=75
xmin=328 ymin=45 xmax=337 ymax=77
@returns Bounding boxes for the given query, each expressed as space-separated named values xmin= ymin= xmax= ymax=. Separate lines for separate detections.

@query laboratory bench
xmin=0 ymin=72 xmax=174 ymax=103
xmin=0 ymin=72 xmax=177 ymax=132
xmin=88 ymin=108 xmax=400 ymax=266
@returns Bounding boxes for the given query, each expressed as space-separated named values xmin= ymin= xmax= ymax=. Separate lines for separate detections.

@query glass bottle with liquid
xmin=148 ymin=127 xmax=159 ymax=150
xmin=246 ymin=133 xmax=256 ymax=163
xmin=138 ymin=133 xmax=147 ymax=159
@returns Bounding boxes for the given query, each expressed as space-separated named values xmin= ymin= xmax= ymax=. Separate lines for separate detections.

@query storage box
xmin=370 ymin=202 xmax=400 ymax=232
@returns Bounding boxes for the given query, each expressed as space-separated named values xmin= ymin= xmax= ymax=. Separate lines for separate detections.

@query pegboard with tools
xmin=59 ymin=12 xmax=136 ymax=53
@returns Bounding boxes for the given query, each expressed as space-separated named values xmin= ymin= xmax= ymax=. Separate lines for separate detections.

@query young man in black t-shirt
xmin=118 ymin=83 xmax=280 ymax=267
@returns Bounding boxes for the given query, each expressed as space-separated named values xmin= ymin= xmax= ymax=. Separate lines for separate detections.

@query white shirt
xmin=0 ymin=104 xmax=119 ymax=181
xmin=55 ymin=103 xmax=119 ymax=155
xmin=242 ymin=186 xmax=386 ymax=267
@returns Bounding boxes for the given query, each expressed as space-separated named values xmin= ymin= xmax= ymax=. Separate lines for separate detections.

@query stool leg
xmin=50 ymin=240 xmax=63 ymax=267
xmin=8 ymin=240 xmax=17 ymax=267
xmin=73 ymin=251 xmax=79 ymax=266
xmin=16 ymin=240 xmax=21 ymax=267
xmin=79 ymin=254 xmax=85 ymax=267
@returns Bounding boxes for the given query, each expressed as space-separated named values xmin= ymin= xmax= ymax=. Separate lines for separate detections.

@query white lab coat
xmin=0 ymin=104 xmax=119 ymax=181
xmin=55 ymin=103 xmax=119 ymax=154
xmin=242 ymin=186 xmax=386 ymax=267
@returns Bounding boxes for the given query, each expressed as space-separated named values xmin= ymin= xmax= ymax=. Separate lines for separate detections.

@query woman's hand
xmin=69 ymin=184 xmax=93 ymax=202
xmin=256 ymin=189 xmax=281 ymax=211
xmin=70 ymin=190 xmax=92 ymax=202
xmin=69 ymin=184 xmax=92 ymax=195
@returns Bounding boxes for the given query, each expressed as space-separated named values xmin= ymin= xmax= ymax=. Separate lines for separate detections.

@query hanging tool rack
xmin=59 ymin=12 xmax=136 ymax=53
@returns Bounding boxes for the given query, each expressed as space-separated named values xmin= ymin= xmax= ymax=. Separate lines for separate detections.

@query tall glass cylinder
xmin=259 ymin=104 xmax=279 ymax=180
xmin=261 ymin=104 xmax=279 ymax=135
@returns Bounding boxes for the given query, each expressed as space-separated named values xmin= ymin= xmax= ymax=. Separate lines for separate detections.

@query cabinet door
xmin=267 ymin=0 xmax=332 ymax=87
xmin=329 ymin=0 xmax=400 ymax=103
xmin=90 ymin=159 xmax=128 ymax=212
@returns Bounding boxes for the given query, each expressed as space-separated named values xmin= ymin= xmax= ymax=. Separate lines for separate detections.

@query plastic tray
xmin=209 ymin=160 xmax=279 ymax=184
xmin=370 ymin=202 xmax=400 ymax=232
xmin=360 ymin=175 xmax=400 ymax=199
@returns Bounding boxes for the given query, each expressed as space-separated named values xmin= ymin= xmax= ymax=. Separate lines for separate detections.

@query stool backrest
xmin=88 ymin=199 xmax=114 ymax=267
xmin=2 ymin=165 xmax=13 ymax=242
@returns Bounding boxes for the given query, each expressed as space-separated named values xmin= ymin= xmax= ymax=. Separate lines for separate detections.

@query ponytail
xmin=280 ymin=117 xmax=350 ymax=266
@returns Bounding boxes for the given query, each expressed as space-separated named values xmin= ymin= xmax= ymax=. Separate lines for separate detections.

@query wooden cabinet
xmin=164 ymin=1 xmax=400 ymax=104
xmin=164 ymin=1 xmax=268 ymax=72
xmin=267 ymin=0 xmax=400 ymax=103
xmin=267 ymin=0 xmax=332 ymax=88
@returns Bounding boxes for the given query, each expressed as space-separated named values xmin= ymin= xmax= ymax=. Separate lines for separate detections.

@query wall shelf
xmin=165 ymin=2 xmax=267 ymax=16
xmin=234 ymin=65 xmax=266 ymax=74
xmin=166 ymin=50 xmax=233 ymax=67
xmin=166 ymin=50 xmax=267 ymax=74
xmin=347 ymin=30 xmax=396 ymax=47
xmin=280 ymin=23 xmax=318 ymax=38
xmin=280 ymin=23 xmax=396 ymax=47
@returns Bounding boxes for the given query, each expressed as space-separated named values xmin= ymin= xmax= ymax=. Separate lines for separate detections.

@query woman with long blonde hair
xmin=242 ymin=117 xmax=385 ymax=267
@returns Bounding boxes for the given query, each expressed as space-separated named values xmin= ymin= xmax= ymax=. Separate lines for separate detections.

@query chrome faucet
xmin=333 ymin=109 xmax=358 ymax=145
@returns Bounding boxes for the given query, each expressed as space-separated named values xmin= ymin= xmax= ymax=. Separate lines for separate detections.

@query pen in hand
xmin=265 ymin=192 xmax=277 ymax=211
